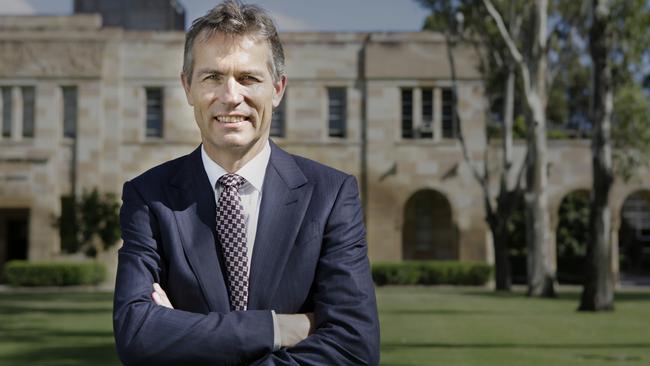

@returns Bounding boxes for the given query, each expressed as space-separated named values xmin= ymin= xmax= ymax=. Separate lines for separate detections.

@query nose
xmin=219 ymin=77 xmax=244 ymax=106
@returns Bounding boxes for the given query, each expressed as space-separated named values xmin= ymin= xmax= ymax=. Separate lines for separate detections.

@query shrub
xmin=56 ymin=188 xmax=121 ymax=258
xmin=3 ymin=260 xmax=106 ymax=287
xmin=547 ymin=129 xmax=570 ymax=139
xmin=372 ymin=261 xmax=493 ymax=286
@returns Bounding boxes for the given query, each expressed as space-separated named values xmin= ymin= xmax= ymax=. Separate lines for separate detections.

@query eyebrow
xmin=196 ymin=68 xmax=266 ymax=77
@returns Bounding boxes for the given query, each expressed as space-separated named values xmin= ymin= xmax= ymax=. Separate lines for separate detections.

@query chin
xmin=218 ymin=136 xmax=255 ymax=150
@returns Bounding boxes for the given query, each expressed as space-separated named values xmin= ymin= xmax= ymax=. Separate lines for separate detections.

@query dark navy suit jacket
xmin=113 ymin=140 xmax=380 ymax=365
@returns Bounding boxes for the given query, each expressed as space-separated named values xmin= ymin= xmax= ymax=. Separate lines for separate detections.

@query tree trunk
xmin=525 ymin=0 xmax=556 ymax=298
xmin=579 ymin=0 xmax=615 ymax=311
xmin=486 ymin=186 xmax=515 ymax=291
xmin=525 ymin=105 xmax=555 ymax=297
xmin=492 ymin=62 xmax=517 ymax=292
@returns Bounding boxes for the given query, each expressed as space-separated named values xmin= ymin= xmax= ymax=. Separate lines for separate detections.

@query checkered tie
xmin=216 ymin=173 xmax=248 ymax=311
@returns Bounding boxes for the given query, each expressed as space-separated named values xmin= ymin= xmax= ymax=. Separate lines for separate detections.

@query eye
xmin=240 ymin=75 xmax=261 ymax=84
xmin=203 ymin=74 xmax=221 ymax=82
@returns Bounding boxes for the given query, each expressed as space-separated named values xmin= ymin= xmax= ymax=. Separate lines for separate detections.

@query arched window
xmin=402 ymin=190 xmax=457 ymax=260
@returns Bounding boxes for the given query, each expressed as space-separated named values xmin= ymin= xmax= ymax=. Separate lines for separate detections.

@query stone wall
xmin=0 ymin=17 xmax=649 ymax=286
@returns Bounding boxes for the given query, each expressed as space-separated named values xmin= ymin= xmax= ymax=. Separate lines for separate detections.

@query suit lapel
xmin=166 ymin=146 xmax=230 ymax=312
xmin=248 ymin=142 xmax=313 ymax=310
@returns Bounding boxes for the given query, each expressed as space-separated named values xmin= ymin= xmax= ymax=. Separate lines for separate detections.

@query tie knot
xmin=218 ymin=173 xmax=246 ymax=188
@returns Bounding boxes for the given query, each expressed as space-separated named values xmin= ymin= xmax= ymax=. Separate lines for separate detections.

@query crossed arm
xmin=113 ymin=176 xmax=379 ymax=365
xmin=151 ymin=283 xmax=315 ymax=348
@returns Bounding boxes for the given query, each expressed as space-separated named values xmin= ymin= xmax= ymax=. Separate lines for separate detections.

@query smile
xmin=215 ymin=115 xmax=250 ymax=123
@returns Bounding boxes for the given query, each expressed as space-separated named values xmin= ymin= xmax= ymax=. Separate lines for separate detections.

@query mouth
xmin=214 ymin=114 xmax=252 ymax=128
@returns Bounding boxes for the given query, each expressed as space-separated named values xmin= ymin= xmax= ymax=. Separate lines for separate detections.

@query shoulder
xmin=281 ymin=152 xmax=359 ymax=202
xmin=124 ymin=148 xmax=197 ymax=197
xmin=291 ymin=153 xmax=352 ymax=184
xmin=270 ymin=141 xmax=355 ymax=189
xmin=132 ymin=154 xmax=187 ymax=185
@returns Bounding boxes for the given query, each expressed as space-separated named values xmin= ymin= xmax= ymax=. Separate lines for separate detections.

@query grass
xmin=0 ymin=287 xmax=648 ymax=365
xmin=0 ymin=291 xmax=117 ymax=366
xmin=379 ymin=286 xmax=650 ymax=366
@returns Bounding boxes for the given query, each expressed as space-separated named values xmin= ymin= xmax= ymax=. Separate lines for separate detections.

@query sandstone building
xmin=1 ymin=14 xmax=649 ymax=284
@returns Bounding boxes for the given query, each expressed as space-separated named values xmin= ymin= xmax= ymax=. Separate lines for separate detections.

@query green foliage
xmin=556 ymin=190 xmax=589 ymax=258
xmin=505 ymin=194 xmax=526 ymax=257
xmin=58 ymin=196 xmax=78 ymax=254
xmin=556 ymin=190 xmax=590 ymax=284
xmin=372 ymin=261 xmax=493 ymax=286
xmin=512 ymin=115 xmax=527 ymax=139
xmin=546 ymin=129 xmax=570 ymax=140
xmin=56 ymin=188 xmax=121 ymax=258
xmin=490 ymin=116 xmax=571 ymax=141
xmin=612 ymin=84 xmax=650 ymax=181
xmin=609 ymin=0 xmax=650 ymax=87
xmin=3 ymin=260 xmax=106 ymax=287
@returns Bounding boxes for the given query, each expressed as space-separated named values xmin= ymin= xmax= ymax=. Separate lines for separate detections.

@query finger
xmin=152 ymin=291 xmax=163 ymax=305
xmin=152 ymin=283 xmax=173 ymax=309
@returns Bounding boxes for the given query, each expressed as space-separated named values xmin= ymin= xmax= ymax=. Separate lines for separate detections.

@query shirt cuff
xmin=271 ymin=310 xmax=281 ymax=351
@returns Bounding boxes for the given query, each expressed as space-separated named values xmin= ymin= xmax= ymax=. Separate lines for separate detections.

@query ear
xmin=272 ymin=75 xmax=287 ymax=108
xmin=180 ymin=73 xmax=194 ymax=106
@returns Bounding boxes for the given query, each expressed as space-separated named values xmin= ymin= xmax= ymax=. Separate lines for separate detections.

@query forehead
xmin=192 ymin=31 xmax=272 ymax=64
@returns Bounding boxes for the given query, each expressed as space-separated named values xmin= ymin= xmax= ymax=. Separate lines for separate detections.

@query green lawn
xmin=379 ymin=286 xmax=650 ymax=366
xmin=0 ymin=291 xmax=117 ymax=366
xmin=0 ymin=287 xmax=648 ymax=365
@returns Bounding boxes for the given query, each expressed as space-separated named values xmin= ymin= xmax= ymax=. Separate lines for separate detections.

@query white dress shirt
xmin=201 ymin=140 xmax=281 ymax=350
xmin=201 ymin=141 xmax=270 ymax=277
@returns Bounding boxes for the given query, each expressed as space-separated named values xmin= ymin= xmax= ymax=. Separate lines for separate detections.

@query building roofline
xmin=0 ymin=14 xmax=102 ymax=30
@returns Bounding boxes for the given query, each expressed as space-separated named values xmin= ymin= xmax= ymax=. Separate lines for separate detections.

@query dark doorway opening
xmin=0 ymin=209 xmax=29 ymax=282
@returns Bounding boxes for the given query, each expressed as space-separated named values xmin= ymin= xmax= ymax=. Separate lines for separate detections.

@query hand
xmin=152 ymin=283 xmax=174 ymax=309
xmin=277 ymin=313 xmax=315 ymax=348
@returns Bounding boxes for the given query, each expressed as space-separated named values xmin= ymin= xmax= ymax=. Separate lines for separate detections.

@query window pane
xmin=62 ymin=86 xmax=77 ymax=138
xmin=146 ymin=87 xmax=163 ymax=138
xmin=401 ymin=88 xmax=413 ymax=139
xmin=328 ymin=88 xmax=346 ymax=138
xmin=421 ymin=88 xmax=433 ymax=138
xmin=442 ymin=88 xmax=457 ymax=138
xmin=2 ymin=87 xmax=12 ymax=138
xmin=22 ymin=86 xmax=35 ymax=138
xmin=270 ymin=94 xmax=285 ymax=137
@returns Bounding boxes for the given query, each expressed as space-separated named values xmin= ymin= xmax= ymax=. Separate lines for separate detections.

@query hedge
xmin=372 ymin=261 xmax=493 ymax=286
xmin=3 ymin=260 xmax=106 ymax=287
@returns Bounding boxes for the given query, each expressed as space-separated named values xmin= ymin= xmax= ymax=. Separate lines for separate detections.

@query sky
xmin=0 ymin=0 xmax=431 ymax=32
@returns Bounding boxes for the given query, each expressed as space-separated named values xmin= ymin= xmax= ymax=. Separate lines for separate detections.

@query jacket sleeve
xmin=113 ymin=180 xmax=275 ymax=366
xmin=251 ymin=175 xmax=381 ymax=366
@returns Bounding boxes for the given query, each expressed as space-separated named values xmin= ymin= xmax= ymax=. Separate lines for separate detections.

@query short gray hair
xmin=182 ymin=0 xmax=285 ymax=84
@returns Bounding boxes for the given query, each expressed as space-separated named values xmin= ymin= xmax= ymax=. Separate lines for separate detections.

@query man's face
xmin=182 ymin=32 xmax=286 ymax=155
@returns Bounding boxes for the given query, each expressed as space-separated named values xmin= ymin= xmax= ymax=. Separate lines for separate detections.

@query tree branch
xmin=483 ymin=0 xmax=533 ymax=106
xmin=442 ymin=27 xmax=492 ymax=216
xmin=482 ymin=0 xmax=524 ymax=64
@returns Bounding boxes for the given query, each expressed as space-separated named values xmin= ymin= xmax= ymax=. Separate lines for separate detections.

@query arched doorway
xmin=556 ymin=190 xmax=590 ymax=284
xmin=619 ymin=190 xmax=650 ymax=278
xmin=402 ymin=189 xmax=457 ymax=260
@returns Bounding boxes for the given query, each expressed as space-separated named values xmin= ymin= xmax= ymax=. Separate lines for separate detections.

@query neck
xmin=203 ymin=138 xmax=266 ymax=173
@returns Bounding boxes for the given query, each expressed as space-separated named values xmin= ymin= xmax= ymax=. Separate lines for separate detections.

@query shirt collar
xmin=201 ymin=140 xmax=271 ymax=193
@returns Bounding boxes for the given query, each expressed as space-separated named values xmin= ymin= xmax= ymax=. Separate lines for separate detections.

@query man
xmin=112 ymin=1 xmax=380 ymax=365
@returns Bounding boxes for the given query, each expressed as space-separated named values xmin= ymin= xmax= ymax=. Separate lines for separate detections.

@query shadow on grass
xmin=0 ymin=292 xmax=113 ymax=303
xmin=0 ymin=329 xmax=114 ymax=343
xmin=0 ymin=305 xmax=112 ymax=316
xmin=381 ymin=309 xmax=505 ymax=316
xmin=457 ymin=290 xmax=650 ymax=302
xmin=381 ymin=342 xmax=650 ymax=351
xmin=0 ymin=343 xmax=119 ymax=366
